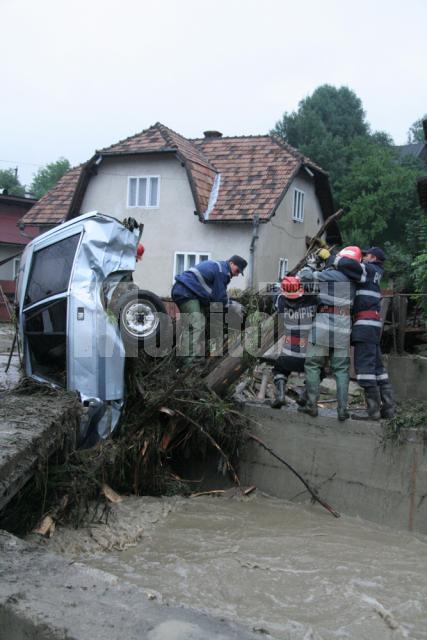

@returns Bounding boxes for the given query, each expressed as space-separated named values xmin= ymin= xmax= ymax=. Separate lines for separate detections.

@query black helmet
xmin=362 ymin=246 xmax=386 ymax=262
xmin=229 ymin=255 xmax=248 ymax=275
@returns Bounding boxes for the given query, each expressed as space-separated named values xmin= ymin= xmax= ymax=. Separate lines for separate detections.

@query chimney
xmin=423 ymin=118 xmax=427 ymax=142
xmin=203 ymin=130 xmax=223 ymax=139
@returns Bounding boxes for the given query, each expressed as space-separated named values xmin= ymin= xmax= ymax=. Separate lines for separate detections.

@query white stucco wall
xmin=79 ymin=156 xmax=252 ymax=296
xmin=253 ymin=170 xmax=324 ymax=289
xmin=80 ymin=157 xmax=324 ymax=297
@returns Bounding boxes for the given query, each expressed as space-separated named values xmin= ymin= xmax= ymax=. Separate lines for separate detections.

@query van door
xmin=23 ymin=234 xmax=80 ymax=386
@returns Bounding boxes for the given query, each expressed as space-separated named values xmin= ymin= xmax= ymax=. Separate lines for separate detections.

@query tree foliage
xmin=339 ymin=141 xmax=425 ymax=246
xmin=272 ymin=85 xmax=427 ymax=301
xmin=0 ymin=168 xmax=26 ymax=197
xmin=30 ymin=157 xmax=70 ymax=199
xmin=271 ymin=85 xmax=371 ymax=197
xmin=407 ymin=115 xmax=427 ymax=143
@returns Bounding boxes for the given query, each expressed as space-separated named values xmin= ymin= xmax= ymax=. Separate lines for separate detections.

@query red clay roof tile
xmin=20 ymin=124 xmax=329 ymax=227
xmin=20 ymin=166 xmax=84 ymax=225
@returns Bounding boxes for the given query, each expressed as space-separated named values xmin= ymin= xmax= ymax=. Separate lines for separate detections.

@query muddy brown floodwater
xmin=39 ymin=492 xmax=427 ymax=640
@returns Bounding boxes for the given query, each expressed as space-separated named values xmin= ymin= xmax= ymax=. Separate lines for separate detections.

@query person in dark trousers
xmin=333 ymin=246 xmax=396 ymax=420
xmin=297 ymin=248 xmax=357 ymax=421
xmin=270 ymin=276 xmax=319 ymax=408
xmin=171 ymin=255 xmax=247 ymax=363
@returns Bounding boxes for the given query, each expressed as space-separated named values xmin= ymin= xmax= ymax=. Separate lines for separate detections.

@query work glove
xmin=305 ymin=253 xmax=318 ymax=269
xmin=312 ymin=237 xmax=329 ymax=249
xmin=316 ymin=248 xmax=331 ymax=261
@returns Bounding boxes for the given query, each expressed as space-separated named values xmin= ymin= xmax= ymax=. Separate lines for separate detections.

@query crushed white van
xmin=16 ymin=212 xmax=168 ymax=446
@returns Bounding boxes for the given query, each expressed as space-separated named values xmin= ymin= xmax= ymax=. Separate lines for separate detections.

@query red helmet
xmin=136 ymin=243 xmax=145 ymax=261
xmin=281 ymin=276 xmax=304 ymax=299
xmin=337 ymin=246 xmax=362 ymax=262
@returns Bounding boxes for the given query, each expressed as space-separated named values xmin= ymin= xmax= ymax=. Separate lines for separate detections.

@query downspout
xmin=248 ymin=215 xmax=260 ymax=291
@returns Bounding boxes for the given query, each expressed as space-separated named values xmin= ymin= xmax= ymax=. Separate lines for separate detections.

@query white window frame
xmin=127 ymin=175 xmax=160 ymax=208
xmin=173 ymin=251 xmax=211 ymax=281
xmin=292 ymin=188 xmax=305 ymax=222
xmin=278 ymin=258 xmax=289 ymax=280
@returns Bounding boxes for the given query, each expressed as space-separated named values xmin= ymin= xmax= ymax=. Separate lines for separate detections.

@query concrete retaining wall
xmin=385 ymin=354 xmax=427 ymax=401
xmin=241 ymin=404 xmax=427 ymax=534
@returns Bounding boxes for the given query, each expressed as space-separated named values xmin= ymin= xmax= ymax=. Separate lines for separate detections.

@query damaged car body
xmin=16 ymin=211 xmax=168 ymax=446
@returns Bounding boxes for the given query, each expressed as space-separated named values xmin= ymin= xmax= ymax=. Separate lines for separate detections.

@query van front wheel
xmin=113 ymin=289 xmax=168 ymax=353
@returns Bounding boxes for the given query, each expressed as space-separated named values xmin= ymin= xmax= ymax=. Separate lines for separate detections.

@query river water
xmin=47 ymin=493 xmax=427 ymax=639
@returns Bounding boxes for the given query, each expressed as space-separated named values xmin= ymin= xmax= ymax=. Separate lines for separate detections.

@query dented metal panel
xmin=16 ymin=212 xmax=139 ymax=444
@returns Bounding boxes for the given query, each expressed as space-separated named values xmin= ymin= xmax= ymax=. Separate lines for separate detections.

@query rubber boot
xmin=297 ymin=388 xmax=318 ymax=417
xmin=297 ymin=375 xmax=318 ymax=417
xmin=299 ymin=352 xmax=320 ymax=417
xmin=335 ymin=373 xmax=349 ymax=422
xmin=271 ymin=374 xmax=287 ymax=409
xmin=351 ymin=386 xmax=381 ymax=421
xmin=296 ymin=386 xmax=307 ymax=407
xmin=379 ymin=383 xmax=396 ymax=419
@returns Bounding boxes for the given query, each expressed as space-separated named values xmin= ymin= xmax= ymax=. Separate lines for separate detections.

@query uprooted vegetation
xmin=0 ymin=336 xmax=255 ymax=535
xmin=382 ymin=401 xmax=427 ymax=446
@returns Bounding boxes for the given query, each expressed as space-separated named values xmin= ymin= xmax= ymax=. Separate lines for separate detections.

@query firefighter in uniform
xmin=297 ymin=248 xmax=357 ymax=421
xmin=171 ymin=255 xmax=247 ymax=362
xmin=270 ymin=275 xmax=319 ymax=408
xmin=333 ymin=246 xmax=396 ymax=420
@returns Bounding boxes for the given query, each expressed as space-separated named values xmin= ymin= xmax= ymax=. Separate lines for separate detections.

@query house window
xmin=128 ymin=176 xmax=160 ymax=208
xmin=292 ymin=188 xmax=305 ymax=222
xmin=278 ymin=258 xmax=289 ymax=280
xmin=174 ymin=252 xmax=211 ymax=279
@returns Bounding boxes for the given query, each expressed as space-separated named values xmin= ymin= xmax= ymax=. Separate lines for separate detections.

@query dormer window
xmin=128 ymin=176 xmax=160 ymax=208
xmin=292 ymin=188 xmax=304 ymax=222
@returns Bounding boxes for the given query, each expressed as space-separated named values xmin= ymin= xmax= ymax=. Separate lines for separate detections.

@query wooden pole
xmin=397 ymin=295 xmax=408 ymax=354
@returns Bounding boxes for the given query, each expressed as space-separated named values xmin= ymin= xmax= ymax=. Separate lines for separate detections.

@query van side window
xmin=25 ymin=234 xmax=80 ymax=306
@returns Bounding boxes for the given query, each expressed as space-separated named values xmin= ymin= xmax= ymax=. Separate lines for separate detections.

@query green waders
xmin=300 ymin=343 xmax=350 ymax=421
xmin=177 ymin=299 xmax=206 ymax=365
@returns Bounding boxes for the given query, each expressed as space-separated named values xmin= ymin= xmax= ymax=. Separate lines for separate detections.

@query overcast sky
xmin=1 ymin=0 xmax=426 ymax=187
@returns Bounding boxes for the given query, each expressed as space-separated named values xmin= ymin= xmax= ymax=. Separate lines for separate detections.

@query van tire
xmin=112 ymin=289 xmax=170 ymax=354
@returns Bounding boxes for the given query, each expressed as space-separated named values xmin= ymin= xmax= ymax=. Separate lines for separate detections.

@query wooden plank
xmin=397 ymin=295 xmax=408 ymax=354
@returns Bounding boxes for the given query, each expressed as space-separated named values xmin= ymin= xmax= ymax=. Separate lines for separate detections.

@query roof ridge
xmin=271 ymin=134 xmax=328 ymax=175
xmin=158 ymin=123 xmax=217 ymax=169
xmin=97 ymin=123 xmax=170 ymax=154
xmin=270 ymin=134 xmax=304 ymax=161
xmin=154 ymin=122 xmax=179 ymax=149
xmin=192 ymin=133 xmax=272 ymax=142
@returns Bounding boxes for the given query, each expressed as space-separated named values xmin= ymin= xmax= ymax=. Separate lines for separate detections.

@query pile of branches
xmin=1 ymin=350 xmax=249 ymax=534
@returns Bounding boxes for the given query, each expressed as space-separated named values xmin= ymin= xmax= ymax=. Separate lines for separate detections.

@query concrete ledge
xmin=241 ymin=403 xmax=427 ymax=534
xmin=0 ymin=389 xmax=81 ymax=512
xmin=0 ymin=531 xmax=258 ymax=640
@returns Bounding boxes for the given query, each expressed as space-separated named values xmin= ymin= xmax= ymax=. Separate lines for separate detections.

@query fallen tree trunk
xmin=204 ymin=313 xmax=283 ymax=396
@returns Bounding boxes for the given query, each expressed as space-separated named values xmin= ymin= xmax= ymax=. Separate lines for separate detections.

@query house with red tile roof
xmin=0 ymin=193 xmax=38 ymax=320
xmin=20 ymin=123 xmax=339 ymax=296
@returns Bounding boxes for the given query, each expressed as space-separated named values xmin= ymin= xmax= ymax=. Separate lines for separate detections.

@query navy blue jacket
xmin=275 ymin=293 xmax=318 ymax=360
xmin=334 ymin=256 xmax=383 ymax=344
xmin=172 ymin=260 xmax=231 ymax=306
